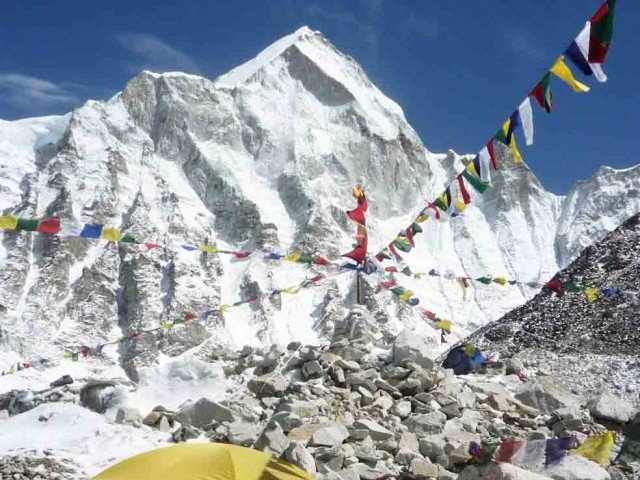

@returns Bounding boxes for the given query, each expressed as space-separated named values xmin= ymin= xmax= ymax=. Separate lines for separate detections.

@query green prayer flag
xmin=17 ymin=218 xmax=39 ymax=232
xmin=592 ymin=0 xmax=616 ymax=46
xmin=401 ymin=266 xmax=412 ymax=276
xmin=297 ymin=256 xmax=315 ymax=264
xmin=120 ymin=234 xmax=140 ymax=244
xmin=476 ymin=277 xmax=492 ymax=285
xmin=409 ymin=222 xmax=422 ymax=235
xmin=393 ymin=239 xmax=412 ymax=253
xmin=462 ymin=169 xmax=490 ymax=194
xmin=562 ymin=281 xmax=583 ymax=293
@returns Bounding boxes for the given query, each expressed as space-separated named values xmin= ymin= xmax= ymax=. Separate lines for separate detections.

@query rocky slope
xmin=1 ymin=320 xmax=638 ymax=479
xmin=469 ymin=213 xmax=640 ymax=408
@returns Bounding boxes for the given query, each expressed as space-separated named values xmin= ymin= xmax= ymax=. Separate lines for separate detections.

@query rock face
xmin=588 ymin=392 xmax=637 ymax=423
xmin=1 ymin=26 xmax=640 ymax=384
xmin=515 ymin=378 xmax=585 ymax=414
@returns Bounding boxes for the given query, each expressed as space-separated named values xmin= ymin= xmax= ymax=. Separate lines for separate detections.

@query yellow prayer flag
xmin=551 ymin=57 xmax=590 ymax=93
xmin=63 ymin=352 xmax=73 ymax=359
xmin=454 ymin=199 xmax=467 ymax=212
xmin=509 ymin=136 xmax=523 ymax=163
xmin=398 ymin=290 xmax=414 ymax=302
xmin=281 ymin=286 xmax=299 ymax=294
xmin=493 ymin=277 xmax=507 ymax=286
xmin=200 ymin=245 xmax=219 ymax=254
xmin=415 ymin=214 xmax=429 ymax=223
xmin=220 ymin=305 xmax=230 ymax=313
xmin=464 ymin=344 xmax=476 ymax=356
xmin=160 ymin=321 xmax=173 ymax=329
xmin=0 ymin=215 xmax=18 ymax=230
xmin=436 ymin=320 xmax=452 ymax=332
xmin=100 ymin=226 xmax=121 ymax=242
xmin=573 ymin=432 xmax=614 ymax=467
xmin=414 ymin=273 xmax=425 ymax=280
xmin=585 ymin=286 xmax=600 ymax=302
xmin=284 ymin=252 xmax=302 ymax=262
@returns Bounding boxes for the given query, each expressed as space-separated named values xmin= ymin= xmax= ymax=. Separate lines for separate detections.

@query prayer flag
xmin=0 ymin=215 xmax=18 ymax=230
xmin=565 ymin=23 xmax=607 ymax=82
xmin=80 ymin=224 xmax=104 ymax=238
xmin=517 ymin=98 xmax=534 ymax=146
xmin=415 ymin=209 xmax=429 ymax=223
xmin=573 ymin=431 xmax=614 ymax=467
xmin=314 ymin=257 xmax=330 ymax=265
xmin=433 ymin=188 xmax=452 ymax=213
xmin=476 ymin=277 xmax=492 ymax=285
xmin=234 ymin=251 xmax=252 ymax=259
xmin=398 ymin=290 xmax=414 ymax=302
xmin=585 ymin=286 xmax=600 ymax=302
xmin=346 ymin=191 xmax=368 ymax=226
xmin=589 ymin=0 xmax=616 ymax=63
xmin=494 ymin=440 xmax=525 ymax=463
xmin=392 ymin=237 xmax=412 ymax=253
xmin=435 ymin=320 xmax=451 ymax=332
xmin=530 ymin=73 xmax=553 ymax=113
xmin=551 ymin=57 xmax=590 ymax=93
xmin=200 ymin=245 xmax=218 ymax=253
xmin=100 ymin=226 xmax=121 ymax=242
xmin=342 ymin=241 xmax=367 ymax=264
xmin=17 ymin=218 xmax=38 ymax=231
xmin=457 ymin=174 xmax=471 ymax=204
xmin=544 ymin=437 xmax=572 ymax=466
xmin=37 ymin=217 xmax=61 ymax=235
xmin=462 ymin=168 xmax=490 ymax=194
xmin=493 ymin=277 xmax=507 ymax=286
xmin=265 ymin=252 xmax=284 ymax=260
xmin=120 ymin=234 xmax=138 ymax=244
xmin=428 ymin=203 xmax=441 ymax=220
xmin=181 ymin=245 xmax=198 ymax=251
xmin=511 ymin=439 xmax=546 ymax=466
xmin=285 ymin=252 xmax=302 ymax=262
xmin=145 ymin=242 xmax=162 ymax=250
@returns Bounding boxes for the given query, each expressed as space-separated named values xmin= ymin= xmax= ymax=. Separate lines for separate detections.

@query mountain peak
xmin=215 ymin=26 xmax=320 ymax=88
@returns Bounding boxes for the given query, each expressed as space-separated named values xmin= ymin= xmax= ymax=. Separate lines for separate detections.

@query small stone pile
xmin=0 ymin=454 xmax=76 ymax=480
xmin=129 ymin=329 xmax=637 ymax=480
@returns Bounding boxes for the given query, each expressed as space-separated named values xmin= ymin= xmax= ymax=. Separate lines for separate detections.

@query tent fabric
xmin=443 ymin=344 xmax=485 ymax=375
xmin=92 ymin=443 xmax=315 ymax=480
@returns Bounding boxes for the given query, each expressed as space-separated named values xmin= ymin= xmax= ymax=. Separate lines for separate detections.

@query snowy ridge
xmin=0 ymin=28 xmax=639 ymax=390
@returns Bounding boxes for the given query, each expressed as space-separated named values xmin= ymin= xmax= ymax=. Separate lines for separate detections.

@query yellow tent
xmin=92 ymin=443 xmax=316 ymax=480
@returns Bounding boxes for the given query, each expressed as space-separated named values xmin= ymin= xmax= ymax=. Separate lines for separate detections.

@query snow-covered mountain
xmin=1 ymin=26 xmax=639 ymax=383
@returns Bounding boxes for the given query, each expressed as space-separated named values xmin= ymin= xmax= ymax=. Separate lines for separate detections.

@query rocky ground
xmin=1 ymin=326 xmax=639 ymax=479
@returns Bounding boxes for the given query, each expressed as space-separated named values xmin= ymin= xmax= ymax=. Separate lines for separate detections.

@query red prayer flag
xmin=233 ymin=251 xmax=252 ymax=259
xmin=184 ymin=312 xmax=197 ymax=321
xmin=422 ymin=310 xmax=436 ymax=320
xmin=494 ymin=440 xmax=525 ymax=463
xmin=37 ymin=217 xmax=61 ymax=235
xmin=342 ymin=241 xmax=367 ymax=264
xmin=457 ymin=175 xmax=471 ymax=205
xmin=145 ymin=242 xmax=161 ymax=250
xmin=487 ymin=140 xmax=498 ymax=170
xmin=346 ymin=194 xmax=368 ymax=227
xmin=405 ymin=227 xmax=415 ymax=247
xmin=385 ymin=266 xmax=399 ymax=273
xmin=314 ymin=257 xmax=330 ymax=265
xmin=428 ymin=203 xmax=440 ymax=220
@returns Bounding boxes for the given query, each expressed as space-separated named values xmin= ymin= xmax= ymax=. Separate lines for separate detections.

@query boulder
xmin=393 ymin=329 xmax=435 ymax=369
xmin=353 ymin=419 xmax=394 ymax=441
xmin=285 ymin=442 xmax=316 ymax=475
xmin=227 ymin=421 xmax=261 ymax=445
xmin=459 ymin=462 xmax=553 ymax=480
xmin=50 ymin=375 xmax=74 ymax=388
xmin=174 ymin=398 xmax=235 ymax=428
xmin=248 ymin=374 xmax=290 ymax=397
xmin=314 ymin=446 xmax=346 ymax=472
xmin=310 ymin=424 xmax=349 ymax=447
xmin=395 ymin=447 xmax=422 ymax=466
xmin=171 ymin=425 xmax=199 ymax=443
xmin=0 ymin=409 xmax=8 ymax=420
xmin=302 ymin=360 xmax=323 ymax=379
xmin=390 ymin=400 xmax=412 ymax=419
xmin=353 ymin=444 xmax=383 ymax=462
xmin=268 ymin=411 xmax=303 ymax=432
xmin=79 ymin=380 xmax=116 ymax=413
xmin=410 ymin=458 xmax=439 ymax=477
xmin=157 ymin=416 xmax=171 ymax=432
xmin=254 ymin=423 xmax=290 ymax=457
xmin=419 ymin=435 xmax=446 ymax=460
xmin=404 ymin=411 xmax=447 ymax=436
xmin=115 ymin=407 xmax=142 ymax=425
xmin=588 ymin=392 xmax=636 ymax=423
xmin=514 ymin=377 xmax=584 ymax=414
xmin=545 ymin=455 xmax=610 ymax=480
xmin=398 ymin=432 xmax=420 ymax=453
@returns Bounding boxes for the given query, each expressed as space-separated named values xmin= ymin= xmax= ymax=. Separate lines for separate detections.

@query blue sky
xmin=1 ymin=0 xmax=637 ymax=193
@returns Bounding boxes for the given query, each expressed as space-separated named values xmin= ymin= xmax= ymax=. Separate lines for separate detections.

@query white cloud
xmin=114 ymin=33 xmax=199 ymax=73
xmin=507 ymin=30 xmax=546 ymax=60
xmin=0 ymin=74 xmax=80 ymax=108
